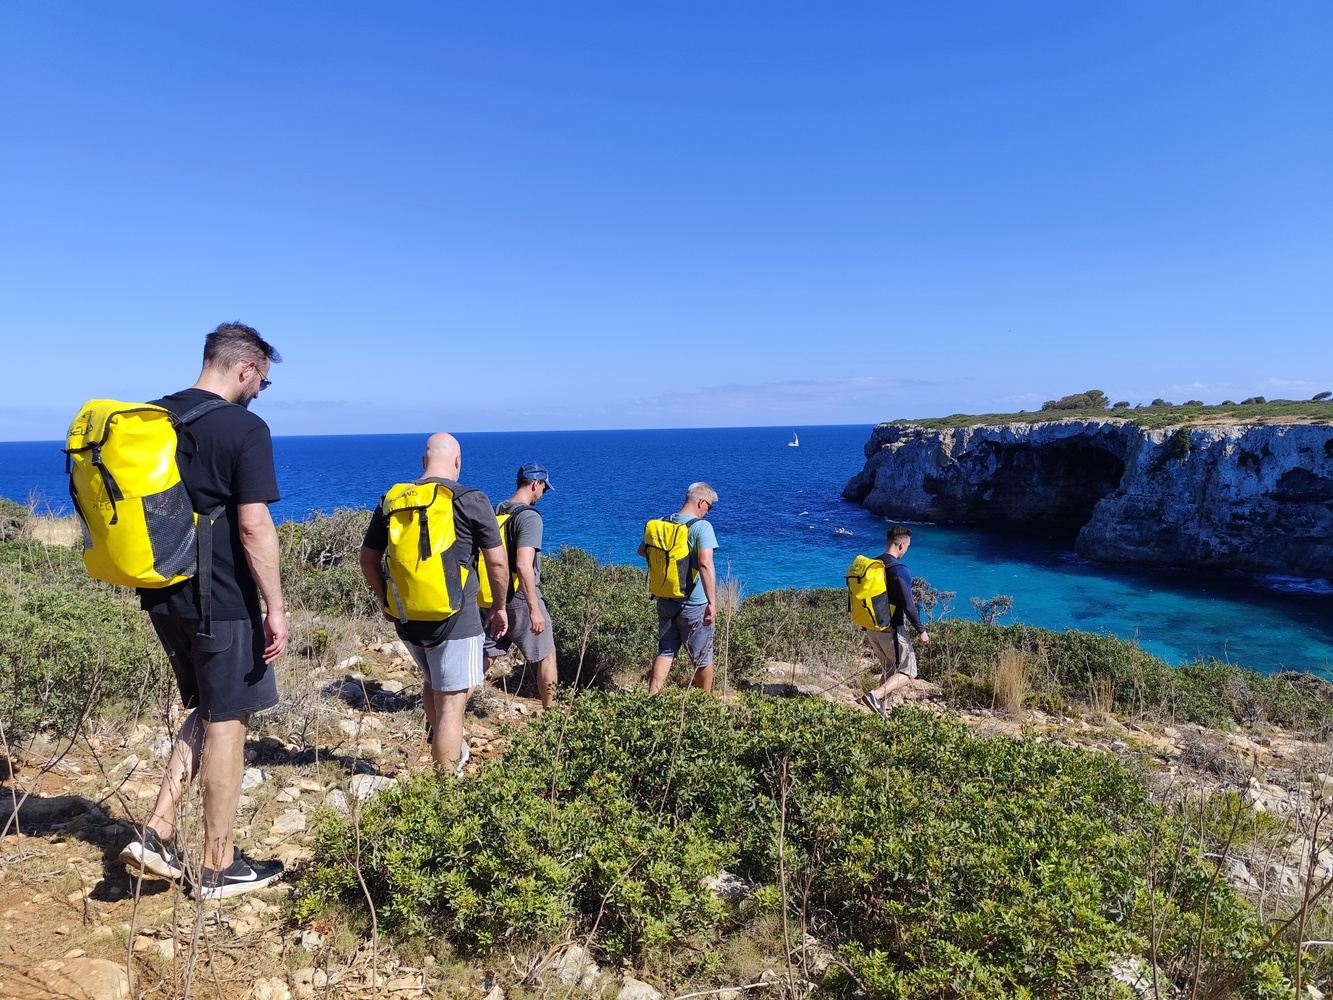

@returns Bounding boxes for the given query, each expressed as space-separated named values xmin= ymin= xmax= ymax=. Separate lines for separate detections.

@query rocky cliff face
xmin=842 ymin=420 xmax=1333 ymax=578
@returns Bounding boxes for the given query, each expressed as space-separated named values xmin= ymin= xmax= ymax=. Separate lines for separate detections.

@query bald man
xmin=359 ymin=433 xmax=508 ymax=773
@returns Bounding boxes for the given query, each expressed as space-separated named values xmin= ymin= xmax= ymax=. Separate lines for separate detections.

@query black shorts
xmin=150 ymin=613 xmax=279 ymax=722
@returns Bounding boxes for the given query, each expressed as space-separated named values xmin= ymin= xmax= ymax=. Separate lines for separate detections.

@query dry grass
xmin=992 ymin=647 xmax=1029 ymax=719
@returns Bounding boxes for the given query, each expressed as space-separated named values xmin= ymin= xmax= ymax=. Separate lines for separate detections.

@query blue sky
xmin=1 ymin=2 xmax=1329 ymax=441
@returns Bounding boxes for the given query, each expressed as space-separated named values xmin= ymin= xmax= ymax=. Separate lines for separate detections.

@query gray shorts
xmin=151 ymin=613 xmax=278 ymax=722
xmin=406 ymin=633 xmax=485 ymax=693
xmin=866 ymin=627 xmax=919 ymax=680
xmin=657 ymin=600 xmax=714 ymax=667
xmin=484 ymin=596 xmax=556 ymax=664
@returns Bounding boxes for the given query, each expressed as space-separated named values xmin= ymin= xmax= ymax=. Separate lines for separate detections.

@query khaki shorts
xmin=866 ymin=627 xmax=918 ymax=680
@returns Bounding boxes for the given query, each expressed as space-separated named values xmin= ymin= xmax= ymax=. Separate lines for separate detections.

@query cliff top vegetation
xmin=896 ymin=391 xmax=1333 ymax=431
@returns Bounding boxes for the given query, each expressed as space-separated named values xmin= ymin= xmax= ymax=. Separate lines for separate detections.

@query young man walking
xmin=119 ymin=322 xmax=288 ymax=900
xmin=359 ymin=433 xmax=509 ymax=774
xmin=484 ymin=463 xmax=558 ymax=708
xmin=641 ymin=482 xmax=720 ymax=694
xmin=861 ymin=524 xmax=931 ymax=716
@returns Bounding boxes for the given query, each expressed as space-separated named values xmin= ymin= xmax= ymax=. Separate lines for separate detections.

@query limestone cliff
xmin=842 ymin=420 xmax=1333 ymax=578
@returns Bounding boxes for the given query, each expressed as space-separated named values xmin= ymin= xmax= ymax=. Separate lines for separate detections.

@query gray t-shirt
xmin=497 ymin=500 xmax=543 ymax=599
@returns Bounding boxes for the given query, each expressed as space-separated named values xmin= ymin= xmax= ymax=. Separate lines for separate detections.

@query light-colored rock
xmin=336 ymin=655 xmax=364 ymax=671
xmin=324 ymin=790 xmax=350 ymax=814
xmin=252 ymin=977 xmax=293 ymax=1000
xmin=349 ymin=774 xmax=397 ymax=803
xmin=275 ymin=785 xmax=301 ymax=803
xmin=556 ymin=943 xmax=601 ymax=989
xmin=271 ymin=810 xmax=307 ymax=836
xmin=380 ymin=679 xmax=405 ymax=694
xmin=618 ymin=974 xmax=661 ymax=1000
xmin=31 ymin=957 xmax=131 ymax=999
xmin=338 ymin=718 xmax=361 ymax=738
xmin=241 ymin=767 xmax=267 ymax=791
xmin=151 ymin=733 xmax=174 ymax=759
xmin=482 ymin=986 xmax=505 ymax=1000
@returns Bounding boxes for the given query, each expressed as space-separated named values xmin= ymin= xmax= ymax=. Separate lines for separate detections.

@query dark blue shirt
xmin=882 ymin=554 xmax=924 ymax=634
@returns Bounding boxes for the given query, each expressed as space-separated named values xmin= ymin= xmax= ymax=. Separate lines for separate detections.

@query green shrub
xmin=734 ymin=587 xmax=860 ymax=675
xmin=541 ymin=546 xmax=657 ymax=689
xmin=278 ymin=509 xmax=379 ymax=618
xmin=918 ymin=619 xmax=1333 ymax=731
xmin=293 ymin=693 xmax=1293 ymax=997
xmin=0 ymin=574 xmax=169 ymax=744
xmin=0 ymin=498 xmax=29 ymax=542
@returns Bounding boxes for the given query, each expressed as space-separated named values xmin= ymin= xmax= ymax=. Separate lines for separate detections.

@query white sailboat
xmin=788 ymin=431 xmax=799 ymax=448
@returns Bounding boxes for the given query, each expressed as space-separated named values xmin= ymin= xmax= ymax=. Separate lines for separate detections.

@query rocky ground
xmin=2 ymin=638 xmax=1331 ymax=999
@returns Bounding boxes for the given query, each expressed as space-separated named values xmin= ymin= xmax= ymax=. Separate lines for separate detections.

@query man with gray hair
xmin=640 ymin=482 xmax=720 ymax=694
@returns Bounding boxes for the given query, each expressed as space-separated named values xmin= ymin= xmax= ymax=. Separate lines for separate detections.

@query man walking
xmin=641 ymin=482 xmax=719 ymax=694
xmin=119 ymin=322 xmax=288 ymax=900
xmin=861 ymin=524 xmax=930 ymax=716
xmin=484 ymin=463 xmax=558 ymax=708
xmin=359 ymin=433 xmax=508 ymax=774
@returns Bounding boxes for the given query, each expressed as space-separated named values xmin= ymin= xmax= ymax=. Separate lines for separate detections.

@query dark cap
xmin=518 ymin=462 xmax=554 ymax=491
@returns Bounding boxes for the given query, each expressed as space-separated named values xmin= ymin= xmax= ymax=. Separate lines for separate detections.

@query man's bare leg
xmin=648 ymin=654 xmax=674 ymax=694
xmin=199 ymin=716 xmax=248 ymax=871
xmin=145 ymin=710 xmax=203 ymax=840
xmin=871 ymin=670 xmax=913 ymax=706
xmin=535 ymin=652 xmax=557 ymax=708
xmin=691 ymin=664 xmax=715 ymax=693
xmin=428 ymin=689 xmax=470 ymax=772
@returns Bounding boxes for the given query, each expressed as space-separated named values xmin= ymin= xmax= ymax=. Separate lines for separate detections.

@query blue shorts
xmin=656 ymin=600 xmax=714 ymax=667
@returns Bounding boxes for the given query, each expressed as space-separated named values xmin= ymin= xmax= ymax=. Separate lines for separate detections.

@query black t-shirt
xmin=137 ymin=388 xmax=280 ymax=621
xmin=362 ymin=477 xmax=501 ymax=645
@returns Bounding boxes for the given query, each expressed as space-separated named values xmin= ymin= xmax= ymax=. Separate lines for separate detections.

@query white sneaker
xmin=455 ymin=740 xmax=470 ymax=777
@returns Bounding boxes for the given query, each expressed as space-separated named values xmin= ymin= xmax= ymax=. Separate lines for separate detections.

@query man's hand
xmin=918 ymin=631 xmax=931 ymax=646
xmin=263 ymin=608 xmax=288 ymax=663
xmin=703 ymin=602 xmax=716 ymax=626
xmin=486 ymin=607 xmax=509 ymax=640
xmin=528 ymin=605 xmax=547 ymax=635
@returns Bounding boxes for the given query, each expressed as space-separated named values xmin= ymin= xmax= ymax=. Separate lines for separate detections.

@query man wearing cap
xmin=484 ymin=463 xmax=559 ymax=708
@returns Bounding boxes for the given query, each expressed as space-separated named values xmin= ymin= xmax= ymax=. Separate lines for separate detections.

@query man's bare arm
xmin=359 ymin=545 xmax=391 ymax=619
xmin=237 ymin=501 xmax=287 ymax=662
xmin=515 ymin=545 xmax=546 ymax=634
xmin=697 ymin=546 xmax=717 ymax=625
xmin=482 ymin=544 xmax=510 ymax=638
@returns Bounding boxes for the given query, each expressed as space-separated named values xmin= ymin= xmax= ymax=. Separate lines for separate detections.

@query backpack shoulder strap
xmin=175 ymin=398 xmax=234 ymax=426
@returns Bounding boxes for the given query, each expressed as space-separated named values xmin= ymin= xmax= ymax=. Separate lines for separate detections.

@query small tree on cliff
xmin=1313 ymin=390 xmax=1331 ymax=402
xmin=1040 ymin=389 xmax=1109 ymax=412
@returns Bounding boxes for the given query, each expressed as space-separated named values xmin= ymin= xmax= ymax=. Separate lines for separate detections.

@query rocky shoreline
xmin=843 ymin=419 xmax=1333 ymax=579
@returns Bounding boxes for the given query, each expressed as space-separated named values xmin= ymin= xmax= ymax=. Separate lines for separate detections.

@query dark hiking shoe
xmin=861 ymin=691 xmax=885 ymax=717
xmin=119 ymin=826 xmax=184 ymax=881
xmin=190 ymin=848 xmax=283 ymax=900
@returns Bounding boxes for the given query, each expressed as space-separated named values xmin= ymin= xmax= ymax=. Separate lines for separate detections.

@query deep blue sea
xmin=4 ymin=425 xmax=1331 ymax=678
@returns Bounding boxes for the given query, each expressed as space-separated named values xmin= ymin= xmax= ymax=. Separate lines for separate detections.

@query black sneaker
xmin=190 ymin=848 xmax=284 ymax=900
xmin=119 ymin=826 xmax=184 ymax=881
xmin=861 ymin=691 xmax=885 ymax=717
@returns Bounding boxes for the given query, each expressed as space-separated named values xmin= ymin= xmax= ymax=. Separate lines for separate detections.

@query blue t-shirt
xmin=667 ymin=513 xmax=718 ymax=605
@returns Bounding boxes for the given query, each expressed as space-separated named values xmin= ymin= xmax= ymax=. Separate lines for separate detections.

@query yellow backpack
xmin=477 ymin=503 xmax=531 ymax=610
xmin=643 ymin=516 xmax=697 ymax=599
xmin=65 ymin=398 xmax=231 ymax=630
xmin=381 ymin=481 xmax=475 ymax=622
xmin=846 ymin=555 xmax=896 ymax=631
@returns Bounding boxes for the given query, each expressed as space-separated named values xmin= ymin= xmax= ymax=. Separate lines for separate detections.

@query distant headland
xmin=843 ymin=391 xmax=1333 ymax=579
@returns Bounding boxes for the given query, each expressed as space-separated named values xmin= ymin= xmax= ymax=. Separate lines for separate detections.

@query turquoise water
xmin=3 ymin=425 xmax=1330 ymax=676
